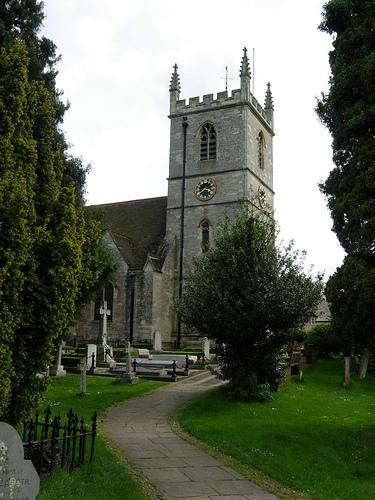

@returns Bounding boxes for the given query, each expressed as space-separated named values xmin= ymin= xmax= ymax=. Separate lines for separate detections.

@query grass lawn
xmin=177 ymin=360 xmax=375 ymax=499
xmin=36 ymin=374 xmax=166 ymax=500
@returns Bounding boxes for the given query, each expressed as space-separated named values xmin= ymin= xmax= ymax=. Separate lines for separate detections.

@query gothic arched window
xmin=94 ymin=282 xmax=114 ymax=321
xmin=200 ymin=219 xmax=210 ymax=253
xmin=257 ymin=131 xmax=265 ymax=169
xmin=200 ymin=123 xmax=216 ymax=160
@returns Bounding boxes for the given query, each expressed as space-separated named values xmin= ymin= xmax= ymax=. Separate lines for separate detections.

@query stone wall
xmin=70 ymin=232 xmax=128 ymax=344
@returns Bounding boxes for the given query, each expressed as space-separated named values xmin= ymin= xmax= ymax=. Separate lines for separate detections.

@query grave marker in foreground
xmin=122 ymin=341 xmax=139 ymax=384
xmin=0 ymin=422 xmax=39 ymax=500
xmin=79 ymin=357 xmax=87 ymax=396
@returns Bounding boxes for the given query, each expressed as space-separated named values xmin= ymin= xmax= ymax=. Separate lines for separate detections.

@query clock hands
xmin=195 ymin=178 xmax=217 ymax=201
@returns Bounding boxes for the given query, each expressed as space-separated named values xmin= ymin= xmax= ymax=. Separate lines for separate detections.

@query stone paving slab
xmin=104 ymin=372 xmax=278 ymax=499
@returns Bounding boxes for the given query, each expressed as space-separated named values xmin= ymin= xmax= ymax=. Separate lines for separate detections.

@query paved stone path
xmin=104 ymin=370 xmax=278 ymax=500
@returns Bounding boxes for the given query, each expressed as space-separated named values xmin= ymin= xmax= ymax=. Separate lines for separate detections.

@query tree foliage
xmin=178 ymin=213 xmax=323 ymax=399
xmin=316 ymin=0 xmax=375 ymax=256
xmin=306 ymin=323 xmax=338 ymax=357
xmin=326 ymin=255 xmax=375 ymax=355
xmin=317 ymin=1 xmax=375 ymax=369
xmin=0 ymin=3 xmax=114 ymax=423
xmin=0 ymin=0 xmax=89 ymax=200
xmin=0 ymin=42 xmax=111 ymax=423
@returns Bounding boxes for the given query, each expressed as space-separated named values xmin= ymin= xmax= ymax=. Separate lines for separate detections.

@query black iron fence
xmin=22 ymin=406 xmax=97 ymax=474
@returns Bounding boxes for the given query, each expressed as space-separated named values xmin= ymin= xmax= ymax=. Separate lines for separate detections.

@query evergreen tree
xmin=178 ymin=213 xmax=323 ymax=400
xmin=0 ymin=0 xmax=65 ymax=120
xmin=317 ymin=0 xmax=375 ymax=374
xmin=317 ymin=0 xmax=375 ymax=257
xmin=0 ymin=0 xmax=113 ymax=300
xmin=325 ymin=255 xmax=375 ymax=377
xmin=0 ymin=0 xmax=89 ymax=200
xmin=0 ymin=42 xmax=36 ymax=418
xmin=0 ymin=43 xmax=113 ymax=423
xmin=0 ymin=2 xmax=114 ymax=422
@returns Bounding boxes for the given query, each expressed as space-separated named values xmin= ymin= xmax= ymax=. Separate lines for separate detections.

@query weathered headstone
xmin=343 ymin=356 xmax=351 ymax=387
xmin=153 ymin=331 xmax=162 ymax=352
xmin=49 ymin=341 xmax=66 ymax=377
xmin=79 ymin=357 xmax=87 ymax=396
xmin=86 ymin=344 xmax=97 ymax=372
xmin=122 ymin=341 xmax=138 ymax=384
xmin=0 ymin=422 xmax=39 ymax=500
xmin=359 ymin=348 xmax=371 ymax=379
xmin=202 ymin=337 xmax=210 ymax=361
xmin=138 ymin=348 xmax=151 ymax=359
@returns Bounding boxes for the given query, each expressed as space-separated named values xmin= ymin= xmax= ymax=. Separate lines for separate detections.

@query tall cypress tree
xmin=0 ymin=42 xmax=37 ymax=418
xmin=317 ymin=0 xmax=375 ymax=375
xmin=0 ymin=4 xmax=114 ymax=422
xmin=317 ymin=0 xmax=375 ymax=257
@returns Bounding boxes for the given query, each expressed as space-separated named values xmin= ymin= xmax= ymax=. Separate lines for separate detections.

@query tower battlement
xmin=173 ymin=88 xmax=271 ymax=127
xmin=169 ymin=48 xmax=274 ymax=129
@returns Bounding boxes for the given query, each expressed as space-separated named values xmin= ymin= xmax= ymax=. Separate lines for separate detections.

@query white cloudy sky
xmin=41 ymin=0 xmax=345 ymax=279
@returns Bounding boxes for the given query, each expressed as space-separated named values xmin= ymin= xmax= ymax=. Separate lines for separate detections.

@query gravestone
xmin=152 ymin=331 xmax=162 ymax=352
xmin=49 ymin=341 xmax=66 ymax=377
xmin=202 ymin=337 xmax=210 ymax=361
xmin=79 ymin=357 xmax=87 ymax=396
xmin=86 ymin=344 xmax=97 ymax=372
xmin=343 ymin=356 xmax=351 ymax=387
xmin=0 ymin=422 xmax=39 ymax=500
xmin=138 ymin=348 xmax=151 ymax=359
xmin=122 ymin=342 xmax=138 ymax=384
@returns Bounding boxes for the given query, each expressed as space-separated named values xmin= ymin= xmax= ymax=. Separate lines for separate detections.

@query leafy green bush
xmin=227 ymin=367 xmax=272 ymax=402
xmin=306 ymin=324 xmax=338 ymax=357
xmin=288 ymin=327 xmax=308 ymax=343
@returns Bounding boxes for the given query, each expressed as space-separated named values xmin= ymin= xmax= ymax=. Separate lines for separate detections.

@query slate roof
xmin=92 ymin=196 xmax=168 ymax=270
xmin=314 ymin=297 xmax=331 ymax=322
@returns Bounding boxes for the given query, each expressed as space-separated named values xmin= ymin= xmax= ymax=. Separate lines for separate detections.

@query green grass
xmin=36 ymin=374 xmax=166 ymax=499
xmin=177 ymin=360 xmax=375 ymax=499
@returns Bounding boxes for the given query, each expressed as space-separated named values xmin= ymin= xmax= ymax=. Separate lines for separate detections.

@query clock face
xmin=258 ymin=186 xmax=267 ymax=207
xmin=195 ymin=178 xmax=217 ymax=201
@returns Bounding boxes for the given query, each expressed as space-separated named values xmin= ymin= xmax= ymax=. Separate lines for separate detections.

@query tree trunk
xmin=358 ymin=348 xmax=371 ymax=379
xmin=343 ymin=357 xmax=351 ymax=387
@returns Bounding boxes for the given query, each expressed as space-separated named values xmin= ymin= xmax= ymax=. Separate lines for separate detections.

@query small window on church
xmin=200 ymin=123 xmax=216 ymax=160
xmin=200 ymin=219 xmax=210 ymax=253
xmin=94 ymin=283 xmax=114 ymax=321
xmin=257 ymin=131 xmax=265 ymax=169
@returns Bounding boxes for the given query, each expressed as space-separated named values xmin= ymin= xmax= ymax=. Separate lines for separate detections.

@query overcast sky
xmin=42 ymin=0 xmax=345 ymax=279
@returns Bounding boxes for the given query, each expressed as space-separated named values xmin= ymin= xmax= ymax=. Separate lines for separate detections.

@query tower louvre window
xmin=257 ymin=131 xmax=265 ymax=169
xmin=200 ymin=123 xmax=216 ymax=160
xmin=200 ymin=219 xmax=210 ymax=253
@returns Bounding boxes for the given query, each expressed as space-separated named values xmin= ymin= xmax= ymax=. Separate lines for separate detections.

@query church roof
xmin=314 ymin=297 xmax=331 ymax=323
xmin=92 ymin=196 xmax=167 ymax=270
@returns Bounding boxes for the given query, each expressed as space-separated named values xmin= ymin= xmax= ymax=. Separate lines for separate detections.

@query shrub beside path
xmin=104 ymin=370 xmax=277 ymax=500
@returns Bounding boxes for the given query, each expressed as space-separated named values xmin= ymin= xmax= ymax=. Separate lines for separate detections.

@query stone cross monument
xmin=97 ymin=300 xmax=115 ymax=365
xmin=99 ymin=300 xmax=111 ymax=349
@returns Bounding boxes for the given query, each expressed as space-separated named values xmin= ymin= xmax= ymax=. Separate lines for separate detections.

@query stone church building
xmin=71 ymin=48 xmax=275 ymax=346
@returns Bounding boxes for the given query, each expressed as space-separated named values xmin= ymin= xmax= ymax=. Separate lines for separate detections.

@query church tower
xmin=166 ymin=48 xmax=275 ymax=272
xmin=163 ymin=48 xmax=275 ymax=342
